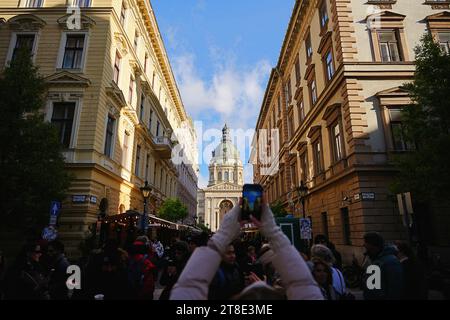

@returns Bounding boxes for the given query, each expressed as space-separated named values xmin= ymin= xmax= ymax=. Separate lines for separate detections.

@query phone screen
xmin=242 ymin=184 xmax=263 ymax=221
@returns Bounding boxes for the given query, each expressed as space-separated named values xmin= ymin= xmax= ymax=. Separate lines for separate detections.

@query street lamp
xmin=296 ymin=180 xmax=308 ymax=219
xmin=296 ymin=180 xmax=309 ymax=253
xmin=140 ymin=181 xmax=152 ymax=233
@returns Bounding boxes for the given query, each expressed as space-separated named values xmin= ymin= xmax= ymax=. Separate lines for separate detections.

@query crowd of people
xmin=0 ymin=197 xmax=429 ymax=300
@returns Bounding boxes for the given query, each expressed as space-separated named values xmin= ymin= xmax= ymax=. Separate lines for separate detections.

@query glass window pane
xmin=438 ymin=32 xmax=450 ymax=42
xmin=379 ymin=31 xmax=396 ymax=42
xmin=389 ymin=42 xmax=401 ymax=61
xmin=380 ymin=43 xmax=390 ymax=62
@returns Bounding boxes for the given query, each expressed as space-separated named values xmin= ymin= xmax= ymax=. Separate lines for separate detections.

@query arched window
xmin=119 ymin=204 xmax=125 ymax=214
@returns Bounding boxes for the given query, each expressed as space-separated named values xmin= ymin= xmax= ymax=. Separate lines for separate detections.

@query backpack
xmin=128 ymin=255 xmax=147 ymax=294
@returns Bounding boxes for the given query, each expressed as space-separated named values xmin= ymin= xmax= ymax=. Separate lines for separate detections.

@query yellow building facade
xmin=253 ymin=0 xmax=450 ymax=260
xmin=0 ymin=0 xmax=198 ymax=256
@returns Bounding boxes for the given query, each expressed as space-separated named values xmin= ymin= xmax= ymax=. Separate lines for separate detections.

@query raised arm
xmin=170 ymin=203 xmax=242 ymax=300
xmin=253 ymin=196 xmax=323 ymax=300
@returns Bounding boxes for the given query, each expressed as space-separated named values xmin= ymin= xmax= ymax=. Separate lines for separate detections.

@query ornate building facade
xmin=0 ymin=0 xmax=198 ymax=255
xmin=253 ymin=0 xmax=450 ymax=260
xmin=197 ymin=125 xmax=244 ymax=232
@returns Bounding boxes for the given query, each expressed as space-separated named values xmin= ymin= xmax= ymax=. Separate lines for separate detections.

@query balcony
xmin=152 ymin=136 xmax=174 ymax=159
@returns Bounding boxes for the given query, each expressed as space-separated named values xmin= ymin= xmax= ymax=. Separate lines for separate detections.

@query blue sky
xmin=152 ymin=0 xmax=295 ymax=188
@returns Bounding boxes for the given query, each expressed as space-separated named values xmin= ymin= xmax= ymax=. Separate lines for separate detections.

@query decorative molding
xmin=8 ymin=14 xmax=46 ymax=31
xmin=57 ymin=14 xmax=96 ymax=31
xmin=114 ymin=32 xmax=129 ymax=56
xmin=105 ymin=81 xmax=127 ymax=108
xmin=307 ymin=125 xmax=322 ymax=139
xmin=426 ymin=11 xmax=450 ymax=29
xmin=45 ymin=71 xmax=91 ymax=88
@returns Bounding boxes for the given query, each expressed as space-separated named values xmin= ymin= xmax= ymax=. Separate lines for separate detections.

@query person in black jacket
xmin=395 ymin=241 xmax=428 ymax=300
xmin=47 ymin=240 xmax=71 ymax=300
xmin=3 ymin=243 xmax=50 ymax=300
xmin=208 ymin=244 xmax=245 ymax=300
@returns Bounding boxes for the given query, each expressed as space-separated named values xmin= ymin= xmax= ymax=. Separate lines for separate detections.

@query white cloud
xmin=173 ymin=52 xmax=271 ymax=124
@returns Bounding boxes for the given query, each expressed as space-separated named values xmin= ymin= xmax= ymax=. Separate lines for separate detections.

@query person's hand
xmin=209 ymin=199 xmax=242 ymax=255
xmin=246 ymin=272 xmax=262 ymax=284
xmin=249 ymin=193 xmax=277 ymax=238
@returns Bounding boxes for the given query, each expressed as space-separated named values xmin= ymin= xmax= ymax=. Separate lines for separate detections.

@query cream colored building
xmin=0 ymin=0 xmax=198 ymax=255
xmin=253 ymin=0 xmax=450 ymax=259
xmin=197 ymin=125 xmax=244 ymax=232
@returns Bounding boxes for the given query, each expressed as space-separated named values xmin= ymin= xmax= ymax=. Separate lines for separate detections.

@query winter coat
xmin=208 ymin=262 xmax=245 ymax=300
xmin=170 ymin=243 xmax=323 ymax=300
xmin=363 ymin=246 xmax=404 ymax=300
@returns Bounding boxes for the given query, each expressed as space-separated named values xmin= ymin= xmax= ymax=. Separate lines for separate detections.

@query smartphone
xmin=242 ymin=184 xmax=264 ymax=221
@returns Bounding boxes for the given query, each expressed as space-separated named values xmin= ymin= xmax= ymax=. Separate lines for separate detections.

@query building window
xmin=72 ymin=0 xmax=91 ymax=7
xmin=341 ymin=208 xmax=352 ymax=245
xmin=224 ymin=171 xmax=229 ymax=181
xmin=135 ymin=145 xmax=141 ymax=177
xmin=144 ymin=53 xmax=148 ymax=73
xmin=24 ymin=0 xmax=43 ymax=7
xmin=389 ymin=108 xmax=414 ymax=151
xmin=128 ymin=76 xmax=135 ymax=105
xmin=309 ymin=78 xmax=318 ymax=105
xmin=438 ymin=32 xmax=450 ymax=54
xmin=378 ymin=30 xmax=402 ymax=62
xmin=288 ymin=115 xmax=294 ymax=139
xmin=139 ymin=94 xmax=145 ymax=121
xmin=313 ymin=139 xmax=323 ymax=175
xmin=331 ymin=121 xmax=344 ymax=162
xmin=277 ymin=95 xmax=281 ymax=116
xmin=51 ymin=102 xmax=75 ymax=149
xmin=12 ymin=34 xmax=35 ymax=61
xmin=122 ymin=131 xmax=130 ymax=169
xmin=298 ymin=100 xmax=305 ymax=124
xmin=152 ymin=71 xmax=156 ymax=89
xmin=319 ymin=1 xmax=329 ymax=31
xmin=149 ymin=110 xmax=153 ymax=131
xmin=104 ymin=115 xmax=115 ymax=158
xmin=113 ymin=51 xmax=121 ymax=84
xmin=145 ymin=153 xmax=150 ymax=181
xmin=306 ymin=32 xmax=313 ymax=61
xmin=134 ymin=31 xmax=139 ymax=53
xmin=300 ymin=152 xmax=308 ymax=182
xmin=321 ymin=212 xmax=329 ymax=239
xmin=295 ymin=57 xmax=301 ymax=85
xmin=62 ymin=35 xmax=85 ymax=69
xmin=120 ymin=2 xmax=127 ymax=27
xmin=324 ymin=49 xmax=335 ymax=82
xmin=156 ymin=120 xmax=160 ymax=137
xmin=285 ymin=79 xmax=292 ymax=107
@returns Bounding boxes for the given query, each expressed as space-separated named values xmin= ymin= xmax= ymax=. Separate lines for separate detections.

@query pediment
xmin=307 ymin=125 xmax=322 ymax=139
xmin=0 ymin=18 xmax=6 ymax=26
xmin=205 ymin=182 xmax=243 ymax=192
xmin=45 ymin=71 xmax=91 ymax=87
xmin=8 ymin=14 xmax=46 ymax=31
xmin=376 ymin=86 xmax=409 ymax=97
xmin=426 ymin=11 xmax=450 ymax=22
xmin=365 ymin=11 xmax=406 ymax=22
xmin=105 ymin=81 xmax=127 ymax=108
xmin=57 ymin=14 xmax=96 ymax=30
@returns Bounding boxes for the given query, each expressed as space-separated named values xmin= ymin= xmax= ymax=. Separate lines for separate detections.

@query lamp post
xmin=296 ymin=180 xmax=308 ymax=219
xmin=140 ymin=181 xmax=152 ymax=234
xmin=296 ymin=180 xmax=309 ymax=252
